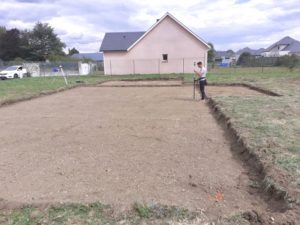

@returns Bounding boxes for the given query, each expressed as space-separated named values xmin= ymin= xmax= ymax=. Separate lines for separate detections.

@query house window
xmin=162 ymin=54 xmax=168 ymax=62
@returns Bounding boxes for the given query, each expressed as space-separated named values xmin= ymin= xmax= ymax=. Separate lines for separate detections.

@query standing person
xmin=194 ymin=61 xmax=207 ymax=100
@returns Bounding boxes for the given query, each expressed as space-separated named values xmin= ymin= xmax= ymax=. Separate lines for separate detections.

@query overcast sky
xmin=1 ymin=0 xmax=299 ymax=53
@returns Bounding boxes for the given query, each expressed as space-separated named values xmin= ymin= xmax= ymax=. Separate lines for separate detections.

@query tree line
xmin=0 ymin=22 xmax=79 ymax=62
xmin=207 ymin=44 xmax=299 ymax=71
xmin=237 ymin=52 xmax=299 ymax=71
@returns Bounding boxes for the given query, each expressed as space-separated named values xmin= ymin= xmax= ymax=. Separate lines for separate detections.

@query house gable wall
xmin=103 ymin=16 xmax=208 ymax=75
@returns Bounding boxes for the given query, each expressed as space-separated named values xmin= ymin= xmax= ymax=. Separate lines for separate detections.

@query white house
xmin=262 ymin=36 xmax=300 ymax=57
xmin=99 ymin=12 xmax=210 ymax=75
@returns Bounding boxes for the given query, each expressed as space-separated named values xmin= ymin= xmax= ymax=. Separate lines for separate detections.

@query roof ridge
xmin=127 ymin=12 xmax=210 ymax=51
xmin=105 ymin=31 xmax=145 ymax=34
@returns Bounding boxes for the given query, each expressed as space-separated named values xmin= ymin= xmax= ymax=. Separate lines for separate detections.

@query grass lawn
xmin=207 ymin=68 xmax=300 ymax=189
xmin=0 ymin=74 xmax=183 ymax=104
xmin=1 ymin=67 xmax=299 ymax=104
xmin=0 ymin=202 xmax=250 ymax=225
xmin=0 ymin=67 xmax=299 ymax=224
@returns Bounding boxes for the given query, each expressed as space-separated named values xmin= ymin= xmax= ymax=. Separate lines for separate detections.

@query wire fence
xmin=212 ymin=55 xmax=300 ymax=69
xmin=104 ymin=58 xmax=206 ymax=75
xmin=1 ymin=56 xmax=299 ymax=77
xmin=0 ymin=60 xmax=104 ymax=77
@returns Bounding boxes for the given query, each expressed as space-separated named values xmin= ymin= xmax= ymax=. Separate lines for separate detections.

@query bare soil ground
xmin=0 ymin=85 xmax=273 ymax=220
xmin=100 ymin=80 xmax=183 ymax=87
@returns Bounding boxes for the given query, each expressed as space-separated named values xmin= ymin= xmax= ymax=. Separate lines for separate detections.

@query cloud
xmin=0 ymin=0 xmax=299 ymax=52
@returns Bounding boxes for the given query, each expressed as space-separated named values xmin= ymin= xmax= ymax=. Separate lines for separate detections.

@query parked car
xmin=0 ymin=65 xmax=27 ymax=79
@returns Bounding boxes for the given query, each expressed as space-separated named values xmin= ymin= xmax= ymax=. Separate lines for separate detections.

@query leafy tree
xmin=19 ymin=30 xmax=33 ymax=60
xmin=28 ymin=22 xmax=66 ymax=61
xmin=237 ymin=52 xmax=251 ymax=66
xmin=0 ymin=28 xmax=22 ymax=61
xmin=276 ymin=54 xmax=299 ymax=71
xmin=0 ymin=27 xmax=5 ymax=61
xmin=0 ymin=26 xmax=6 ymax=34
xmin=226 ymin=49 xmax=235 ymax=55
xmin=288 ymin=54 xmax=299 ymax=71
xmin=68 ymin=47 xmax=79 ymax=56
xmin=207 ymin=42 xmax=215 ymax=63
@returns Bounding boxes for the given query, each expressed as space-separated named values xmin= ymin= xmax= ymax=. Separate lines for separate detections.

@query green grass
xmin=0 ymin=74 xmax=185 ymax=104
xmin=214 ymin=95 xmax=299 ymax=179
xmin=1 ymin=203 xmax=256 ymax=225
xmin=2 ymin=203 xmax=203 ymax=225
xmin=209 ymin=69 xmax=300 ymax=189
xmin=225 ymin=213 xmax=250 ymax=225
xmin=1 ymin=67 xmax=300 ymax=104
xmin=3 ymin=203 xmax=113 ymax=225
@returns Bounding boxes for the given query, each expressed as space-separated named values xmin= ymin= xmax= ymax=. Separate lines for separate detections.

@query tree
xmin=0 ymin=28 xmax=22 ymax=61
xmin=28 ymin=22 xmax=66 ymax=61
xmin=276 ymin=54 xmax=299 ymax=71
xmin=68 ymin=47 xmax=79 ymax=56
xmin=288 ymin=54 xmax=299 ymax=71
xmin=0 ymin=26 xmax=6 ymax=34
xmin=226 ymin=49 xmax=235 ymax=55
xmin=207 ymin=43 xmax=215 ymax=63
xmin=237 ymin=52 xmax=251 ymax=66
xmin=19 ymin=30 xmax=33 ymax=60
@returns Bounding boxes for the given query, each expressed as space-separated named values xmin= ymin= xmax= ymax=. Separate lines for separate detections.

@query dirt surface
xmin=206 ymin=85 xmax=264 ymax=97
xmin=0 ymin=85 xmax=271 ymax=219
xmin=100 ymin=81 xmax=264 ymax=97
xmin=100 ymin=80 xmax=183 ymax=87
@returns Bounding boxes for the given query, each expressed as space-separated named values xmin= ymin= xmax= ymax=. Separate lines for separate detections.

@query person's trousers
xmin=199 ymin=80 xmax=207 ymax=99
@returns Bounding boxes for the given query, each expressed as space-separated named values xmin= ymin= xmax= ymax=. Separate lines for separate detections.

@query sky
xmin=0 ymin=0 xmax=299 ymax=53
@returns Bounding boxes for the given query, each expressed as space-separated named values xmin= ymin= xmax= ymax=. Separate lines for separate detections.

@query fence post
xmin=110 ymin=60 xmax=112 ymax=75
xmin=133 ymin=59 xmax=135 ymax=75
xmin=158 ymin=59 xmax=160 ymax=74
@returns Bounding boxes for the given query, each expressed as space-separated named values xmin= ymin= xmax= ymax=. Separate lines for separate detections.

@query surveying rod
xmin=60 ymin=65 xmax=68 ymax=85
xmin=193 ymin=62 xmax=196 ymax=100
xmin=193 ymin=74 xmax=196 ymax=99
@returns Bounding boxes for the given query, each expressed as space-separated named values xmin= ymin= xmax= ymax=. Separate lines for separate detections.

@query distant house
xmin=236 ymin=47 xmax=265 ymax=59
xmin=100 ymin=12 xmax=210 ymax=75
xmin=71 ymin=53 xmax=103 ymax=62
xmin=262 ymin=36 xmax=300 ymax=57
xmin=215 ymin=51 xmax=236 ymax=67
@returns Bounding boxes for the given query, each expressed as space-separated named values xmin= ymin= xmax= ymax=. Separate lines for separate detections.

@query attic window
xmin=162 ymin=54 xmax=168 ymax=62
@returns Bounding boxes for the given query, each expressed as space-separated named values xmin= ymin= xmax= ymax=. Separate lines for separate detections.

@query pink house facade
xmin=100 ymin=13 xmax=210 ymax=75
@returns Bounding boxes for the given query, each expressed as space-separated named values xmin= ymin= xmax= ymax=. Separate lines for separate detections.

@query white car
xmin=0 ymin=65 xmax=27 ymax=79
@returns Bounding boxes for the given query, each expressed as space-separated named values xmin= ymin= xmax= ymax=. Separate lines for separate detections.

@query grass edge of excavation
xmin=1 ymin=67 xmax=300 ymax=103
xmin=1 ymin=202 xmax=252 ymax=225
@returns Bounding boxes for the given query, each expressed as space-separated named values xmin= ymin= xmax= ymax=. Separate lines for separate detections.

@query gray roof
xmin=236 ymin=47 xmax=265 ymax=56
xmin=215 ymin=51 xmax=236 ymax=58
xmin=71 ymin=53 xmax=103 ymax=61
xmin=265 ymin=36 xmax=300 ymax=53
xmin=100 ymin=32 xmax=145 ymax=51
